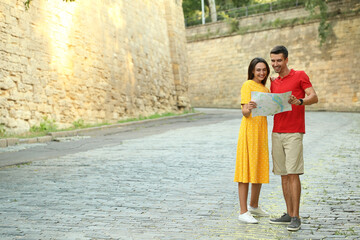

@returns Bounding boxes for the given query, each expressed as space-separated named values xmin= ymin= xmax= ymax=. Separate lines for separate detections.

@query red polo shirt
xmin=270 ymin=69 xmax=312 ymax=133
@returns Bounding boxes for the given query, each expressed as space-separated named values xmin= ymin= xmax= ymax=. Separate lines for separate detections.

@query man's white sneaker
xmin=238 ymin=211 xmax=258 ymax=224
xmin=248 ymin=205 xmax=269 ymax=217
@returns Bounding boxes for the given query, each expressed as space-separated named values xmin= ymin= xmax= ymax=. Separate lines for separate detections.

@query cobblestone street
xmin=0 ymin=109 xmax=359 ymax=239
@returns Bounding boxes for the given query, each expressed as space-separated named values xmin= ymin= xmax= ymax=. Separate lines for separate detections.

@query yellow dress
xmin=234 ymin=80 xmax=269 ymax=183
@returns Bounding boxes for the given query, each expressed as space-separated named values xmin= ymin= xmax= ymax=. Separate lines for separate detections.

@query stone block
xmin=0 ymin=139 xmax=7 ymax=147
xmin=19 ymin=138 xmax=38 ymax=144
xmin=6 ymin=138 xmax=19 ymax=146
xmin=37 ymin=136 xmax=52 ymax=143
xmin=49 ymin=131 xmax=77 ymax=138
xmin=0 ymin=76 xmax=16 ymax=90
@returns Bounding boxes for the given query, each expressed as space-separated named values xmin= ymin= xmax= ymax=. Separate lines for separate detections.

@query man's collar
xmin=277 ymin=69 xmax=294 ymax=80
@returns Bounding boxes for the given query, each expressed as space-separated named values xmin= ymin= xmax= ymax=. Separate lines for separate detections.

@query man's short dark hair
xmin=270 ymin=45 xmax=288 ymax=59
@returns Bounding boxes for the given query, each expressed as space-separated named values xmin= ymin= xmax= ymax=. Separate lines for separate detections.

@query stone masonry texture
xmin=186 ymin=0 xmax=360 ymax=112
xmin=0 ymin=0 xmax=191 ymax=134
xmin=0 ymin=109 xmax=359 ymax=239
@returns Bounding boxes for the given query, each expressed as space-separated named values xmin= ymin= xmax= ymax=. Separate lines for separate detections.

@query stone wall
xmin=186 ymin=0 xmax=360 ymax=112
xmin=0 ymin=0 xmax=191 ymax=134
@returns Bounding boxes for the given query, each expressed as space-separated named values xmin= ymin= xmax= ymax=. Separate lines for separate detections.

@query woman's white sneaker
xmin=238 ymin=211 xmax=258 ymax=224
xmin=248 ymin=205 xmax=269 ymax=217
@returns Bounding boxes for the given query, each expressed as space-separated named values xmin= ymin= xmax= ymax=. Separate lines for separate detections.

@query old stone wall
xmin=0 ymin=0 xmax=190 ymax=134
xmin=186 ymin=0 xmax=360 ymax=112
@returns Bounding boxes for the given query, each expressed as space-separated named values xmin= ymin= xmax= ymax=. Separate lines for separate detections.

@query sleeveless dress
xmin=234 ymin=80 xmax=269 ymax=183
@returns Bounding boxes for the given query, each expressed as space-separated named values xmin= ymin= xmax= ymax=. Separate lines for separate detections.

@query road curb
xmin=0 ymin=112 xmax=202 ymax=148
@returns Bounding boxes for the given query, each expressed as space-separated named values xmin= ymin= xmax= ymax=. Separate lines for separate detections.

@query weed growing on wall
xmin=24 ymin=0 xmax=75 ymax=10
xmin=219 ymin=12 xmax=239 ymax=34
xmin=72 ymin=119 xmax=85 ymax=129
xmin=305 ymin=0 xmax=331 ymax=46
xmin=0 ymin=124 xmax=6 ymax=137
xmin=30 ymin=117 xmax=57 ymax=133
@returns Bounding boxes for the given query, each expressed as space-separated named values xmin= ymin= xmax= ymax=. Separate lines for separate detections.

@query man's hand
xmin=288 ymin=87 xmax=318 ymax=106
xmin=288 ymin=95 xmax=301 ymax=105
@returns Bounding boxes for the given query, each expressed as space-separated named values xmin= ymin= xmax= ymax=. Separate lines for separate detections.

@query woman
xmin=234 ymin=57 xmax=270 ymax=224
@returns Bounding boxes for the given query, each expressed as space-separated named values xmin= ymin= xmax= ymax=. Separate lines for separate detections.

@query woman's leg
xmin=238 ymin=182 xmax=249 ymax=214
xmin=250 ymin=183 xmax=262 ymax=208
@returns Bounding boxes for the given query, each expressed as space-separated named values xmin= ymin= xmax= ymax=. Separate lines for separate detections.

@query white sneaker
xmin=238 ymin=211 xmax=258 ymax=224
xmin=248 ymin=205 xmax=269 ymax=217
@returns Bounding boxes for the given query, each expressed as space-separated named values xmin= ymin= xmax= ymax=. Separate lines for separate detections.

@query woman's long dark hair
xmin=247 ymin=57 xmax=270 ymax=86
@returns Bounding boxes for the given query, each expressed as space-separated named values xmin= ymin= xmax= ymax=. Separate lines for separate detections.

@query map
xmin=250 ymin=91 xmax=292 ymax=117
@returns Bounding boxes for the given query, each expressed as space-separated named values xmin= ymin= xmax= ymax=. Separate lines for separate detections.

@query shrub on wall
xmin=24 ymin=0 xmax=75 ymax=10
xmin=305 ymin=0 xmax=331 ymax=46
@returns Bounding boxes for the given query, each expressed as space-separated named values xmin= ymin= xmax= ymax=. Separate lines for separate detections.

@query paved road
xmin=0 ymin=109 xmax=359 ymax=239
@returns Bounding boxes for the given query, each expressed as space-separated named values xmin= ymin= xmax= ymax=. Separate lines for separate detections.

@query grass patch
xmin=117 ymin=109 xmax=196 ymax=124
xmin=0 ymin=109 xmax=196 ymax=140
xmin=30 ymin=116 xmax=57 ymax=133
xmin=334 ymin=227 xmax=356 ymax=236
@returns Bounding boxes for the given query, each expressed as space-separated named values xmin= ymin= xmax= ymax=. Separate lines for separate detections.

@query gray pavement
xmin=0 ymin=108 xmax=359 ymax=239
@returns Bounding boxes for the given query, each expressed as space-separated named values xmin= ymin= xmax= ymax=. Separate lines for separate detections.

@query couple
xmin=234 ymin=45 xmax=318 ymax=231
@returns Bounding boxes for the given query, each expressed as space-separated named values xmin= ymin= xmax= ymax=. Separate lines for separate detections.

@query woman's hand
xmin=247 ymin=101 xmax=257 ymax=110
xmin=242 ymin=101 xmax=257 ymax=118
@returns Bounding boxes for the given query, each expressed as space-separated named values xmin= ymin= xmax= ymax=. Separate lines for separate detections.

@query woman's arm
xmin=242 ymin=101 xmax=257 ymax=118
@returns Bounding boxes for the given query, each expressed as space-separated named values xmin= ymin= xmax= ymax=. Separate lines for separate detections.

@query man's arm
xmin=288 ymin=87 xmax=318 ymax=106
xmin=303 ymin=87 xmax=318 ymax=105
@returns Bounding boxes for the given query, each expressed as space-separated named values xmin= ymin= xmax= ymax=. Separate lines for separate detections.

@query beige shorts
xmin=272 ymin=132 xmax=304 ymax=175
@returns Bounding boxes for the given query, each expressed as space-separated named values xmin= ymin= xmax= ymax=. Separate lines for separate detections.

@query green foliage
xmin=228 ymin=18 xmax=240 ymax=33
xmin=184 ymin=0 xmax=255 ymax=26
xmin=118 ymin=112 xmax=174 ymax=123
xmin=217 ymin=0 xmax=253 ymax=10
xmin=219 ymin=12 xmax=239 ymax=33
xmin=30 ymin=117 xmax=57 ymax=133
xmin=72 ymin=119 xmax=85 ymax=129
xmin=0 ymin=110 xmax=196 ymax=139
xmin=184 ymin=0 xmax=309 ymax=26
xmin=0 ymin=124 xmax=6 ymax=137
xmin=305 ymin=0 xmax=331 ymax=46
xmin=182 ymin=0 xmax=202 ymax=20
xmin=118 ymin=110 xmax=195 ymax=124
xmin=183 ymin=0 xmax=253 ymax=17
xmin=24 ymin=0 xmax=75 ymax=10
xmin=183 ymin=108 xmax=195 ymax=114
xmin=185 ymin=0 xmax=333 ymax=48
xmin=334 ymin=227 xmax=356 ymax=236
xmin=269 ymin=0 xmax=306 ymax=11
xmin=317 ymin=20 xmax=331 ymax=46
xmin=272 ymin=18 xmax=282 ymax=27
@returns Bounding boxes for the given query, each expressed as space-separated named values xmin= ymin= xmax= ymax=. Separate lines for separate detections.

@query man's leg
xmin=288 ymin=174 xmax=301 ymax=217
xmin=269 ymin=177 xmax=292 ymax=224
xmin=281 ymin=175 xmax=293 ymax=216
xmin=283 ymin=133 xmax=303 ymax=218
xmin=287 ymin=174 xmax=302 ymax=231
xmin=269 ymin=133 xmax=292 ymax=224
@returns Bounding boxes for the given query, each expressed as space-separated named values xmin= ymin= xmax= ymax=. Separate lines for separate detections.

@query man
xmin=269 ymin=46 xmax=318 ymax=231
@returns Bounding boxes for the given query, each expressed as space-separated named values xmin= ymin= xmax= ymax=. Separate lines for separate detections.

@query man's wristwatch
xmin=299 ymin=99 xmax=304 ymax=105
